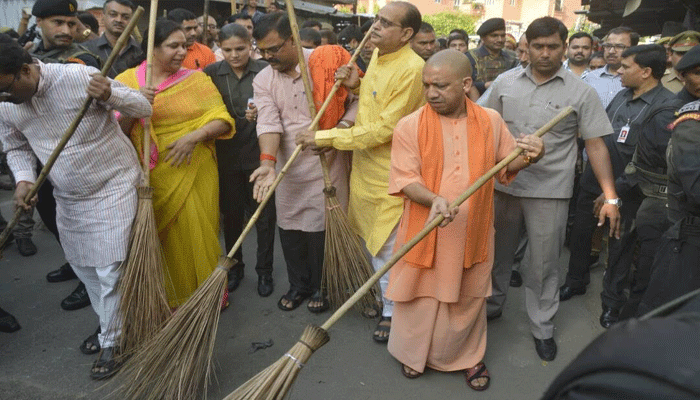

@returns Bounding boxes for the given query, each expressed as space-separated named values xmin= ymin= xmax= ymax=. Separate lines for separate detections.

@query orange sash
xmin=309 ymin=45 xmax=355 ymax=129
xmin=403 ymin=98 xmax=495 ymax=269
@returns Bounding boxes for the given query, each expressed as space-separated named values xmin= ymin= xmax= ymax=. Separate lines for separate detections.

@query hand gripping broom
xmin=0 ymin=7 xmax=145 ymax=255
xmin=114 ymin=0 xmax=172 ymax=356
xmin=223 ymin=106 xmax=574 ymax=400
xmin=110 ymin=5 xmax=375 ymax=400
xmin=281 ymin=0 xmax=380 ymax=313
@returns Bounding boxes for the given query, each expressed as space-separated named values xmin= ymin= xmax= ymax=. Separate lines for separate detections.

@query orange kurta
xmin=183 ymin=42 xmax=217 ymax=70
xmin=386 ymin=105 xmax=516 ymax=372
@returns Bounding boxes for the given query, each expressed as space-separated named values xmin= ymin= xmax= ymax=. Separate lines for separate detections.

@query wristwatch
xmin=604 ymin=198 xmax=622 ymax=207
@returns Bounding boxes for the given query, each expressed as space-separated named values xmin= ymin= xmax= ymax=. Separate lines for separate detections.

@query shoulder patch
xmin=669 ymin=113 xmax=700 ymax=130
xmin=676 ymin=100 xmax=700 ymax=116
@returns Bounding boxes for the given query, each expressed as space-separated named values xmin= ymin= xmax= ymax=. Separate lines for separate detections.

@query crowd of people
xmin=1 ymin=0 xmax=699 ymax=393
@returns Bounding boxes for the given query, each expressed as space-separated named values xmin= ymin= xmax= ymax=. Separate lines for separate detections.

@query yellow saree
xmin=116 ymin=65 xmax=235 ymax=307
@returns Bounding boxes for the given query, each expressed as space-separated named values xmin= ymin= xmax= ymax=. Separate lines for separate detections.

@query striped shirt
xmin=583 ymin=65 xmax=623 ymax=109
xmin=0 ymin=61 xmax=151 ymax=267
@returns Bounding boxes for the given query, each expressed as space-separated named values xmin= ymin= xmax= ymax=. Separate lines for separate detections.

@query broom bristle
xmin=116 ymin=186 xmax=171 ymax=354
xmin=322 ymin=193 xmax=380 ymax=312
xmin=224 ymin=325 xmax=330 ymax=400
xmin=110 ymin=263 xmax=228 ymax=400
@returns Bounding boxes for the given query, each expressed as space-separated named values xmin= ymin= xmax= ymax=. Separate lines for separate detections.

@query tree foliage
xmin=424 ymin=12 xmax=478 ymax=37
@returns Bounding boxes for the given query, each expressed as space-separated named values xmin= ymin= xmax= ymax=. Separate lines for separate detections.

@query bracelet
xmin=522 ymin=155 xmax=533 ymax=165
xmin=260 ymin=153 xmax=277 ymax=163
xmin=338 ymin=120 xmax=351 ymax=128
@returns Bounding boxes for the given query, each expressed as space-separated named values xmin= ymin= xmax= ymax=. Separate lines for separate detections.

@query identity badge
xmin=617 ymin=125 xmax=630 ymax=143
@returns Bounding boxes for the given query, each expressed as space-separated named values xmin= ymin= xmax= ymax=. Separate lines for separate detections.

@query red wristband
xmin=260 ymin=153 xmax=277 ymax=163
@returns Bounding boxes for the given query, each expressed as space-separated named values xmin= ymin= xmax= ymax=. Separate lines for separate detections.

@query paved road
xmin=0 ymin=187 xmax=606 ymax=400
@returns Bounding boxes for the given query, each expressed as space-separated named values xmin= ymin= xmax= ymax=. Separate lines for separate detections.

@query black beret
xmin=675 ymin=45 xmax=700 ymax=72
xmin=32 ymin=0 xmax=78 ymax=18
xmin=477 ymin=18 xmax=506 ymax=37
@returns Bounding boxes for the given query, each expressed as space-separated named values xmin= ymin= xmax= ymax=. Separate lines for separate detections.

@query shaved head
xmin=425 ymin=49 xmax=473 ymax=80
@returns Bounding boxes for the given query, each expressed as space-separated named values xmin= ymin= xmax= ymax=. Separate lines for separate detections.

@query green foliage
xmin=424 ymin=12 xmax=478 ymax=37
xmin=372 ymin=3 xmax=379 ymax=14
xmin=358 ymin=4 xmax=367 ymax=13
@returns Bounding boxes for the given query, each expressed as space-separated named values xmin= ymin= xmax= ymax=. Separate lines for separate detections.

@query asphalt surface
xmin=0 ymin=186 xmax=607 ymax=400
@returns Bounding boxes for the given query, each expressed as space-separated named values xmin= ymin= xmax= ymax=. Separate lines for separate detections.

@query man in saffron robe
xmin=386 ymin=50 xmax=544 ymax=390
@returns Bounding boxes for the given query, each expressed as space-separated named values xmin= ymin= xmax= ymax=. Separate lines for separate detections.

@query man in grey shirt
xmin=483 ymin=17 xmax=621 ymax=362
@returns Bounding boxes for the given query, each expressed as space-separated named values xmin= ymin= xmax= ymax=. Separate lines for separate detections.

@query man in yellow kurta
xmin=296 ymin=1 xmax=425 ymax=342
xmin=386 ymin=50 xmax=544 ymax=390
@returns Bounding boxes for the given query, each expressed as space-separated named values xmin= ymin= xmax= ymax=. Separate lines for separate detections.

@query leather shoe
xmin=559 ymin=284 xmax=586 ymax=301
xmin=227 ymin=268 xmax=244 ymax=292
xmin=16 ymin=237 xmax=37 ymax=257
xmin=47 ymin=262 xmax=77 ymax=283
xmin=257 ymin=274 xmax=274 ymax=297
xmin=61 ymin=282 xmax=91 ymax=311
xmin=0 ymin=307 xmax=21 ymax=333
xmin=600 ymin=305 xmax=620 ymax=329
xmin=534 ymin=337 xmax=557 ymax=361
xmin=509 ymin=270 xmax=523 ymax=287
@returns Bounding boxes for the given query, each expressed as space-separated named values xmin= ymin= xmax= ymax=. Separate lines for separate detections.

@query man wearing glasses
xmin=583 ymin=27 xmax=639 ymax=108
xmin=295 ymin=1 xmax=425 ymax=343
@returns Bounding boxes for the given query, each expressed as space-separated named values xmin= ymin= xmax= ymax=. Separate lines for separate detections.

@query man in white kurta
xmin=0 ymin=37 xmax=150 ymax=379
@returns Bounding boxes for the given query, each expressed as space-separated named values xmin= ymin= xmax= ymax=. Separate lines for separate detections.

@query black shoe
xmin=15 ymin=237 xmax=37 ymax=257
xmin=534 ymin=337 xmax=557 ymax=361
xmin=61 ymin=282 xmax=91 ymax=311
xmin=600 ymin=305 xmax=620 ymax=329
xmin=559 ymin=284 xmax=586 ymax=301
xmin=0 ymin=307 xmax=21 ymax=333
xmin=227 ymin=268 xmax=244 ymax=292
xmin=509 ymin=270 xmax=523 ymax=287
xmin=257 ymin=274 xmax=274 ymax=297
xmin=486 ymin=310 xmax=502 ymax=321
xmin=47 ymin=262 xmax=77 ymax=283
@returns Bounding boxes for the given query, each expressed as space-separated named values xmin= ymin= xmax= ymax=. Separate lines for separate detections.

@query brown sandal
xmin=401 ymin=364 xmax=423 ymax=379
xmin=465 ymin=362 xmax=490 ymax=391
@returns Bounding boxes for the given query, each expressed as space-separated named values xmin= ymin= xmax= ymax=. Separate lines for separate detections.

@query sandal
xmin=465 ymin=361 xmax=490 ymax=391
xmin=401 ymin=364 xmax=423 ymax=379
xmin=361 ymin=302 xmax=381 ymax=319
xmin=80 ymin=326 xmax=101 ymax=355
xmin=372 ymin=316 xmax=391 ymax=343
xmin=307 ymin=291 xmax=329 ymax=314
xmin=90 ymin=347 xmax=122 ymax=380
xmin=277 ymin=289 xmax=311 ymax=311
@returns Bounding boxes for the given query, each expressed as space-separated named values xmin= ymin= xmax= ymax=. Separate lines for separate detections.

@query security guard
xmin=30 ymin=0 xmax=101 ymax=67
xmin=662 ymin=30 xmax=700 ymax=93
xmin=466 ymin=18 xmax=518 ymax=95
xmin=638 ymin=47 xmax=700 ymax=316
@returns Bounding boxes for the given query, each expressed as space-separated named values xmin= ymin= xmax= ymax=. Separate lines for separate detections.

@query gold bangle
xmin=522 ymin=155 xmax=533 ymax=165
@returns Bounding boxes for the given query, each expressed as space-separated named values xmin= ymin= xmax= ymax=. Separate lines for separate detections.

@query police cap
xmin=669 ymin=30 xmax=700 ymax=53
xmin=32 ymin=0 xmax=78 ymax=18
xmin=675 ymin=45 xmax=700 ymax=72
xmin=477 ymin=18 xmax=506 ymax=37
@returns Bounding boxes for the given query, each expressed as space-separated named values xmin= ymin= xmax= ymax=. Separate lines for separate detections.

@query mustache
xmin=266 ymin=57 xmax=280 ymax=64
xmin=54 ymin=35 xmax=72 ymax=40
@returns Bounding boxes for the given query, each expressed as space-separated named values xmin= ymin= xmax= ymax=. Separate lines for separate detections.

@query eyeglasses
xmin=372 ymin=16 xmax=401 ymax=29
xmin=198 ymin=23 xmax=218 ymax=30
xmin=0 ymin=73 xmax=19 ymax=102
xmin=257 ymin=37 xmax=290 ymax=57
xmin=602 ymin=43 xmax=628 ymax=52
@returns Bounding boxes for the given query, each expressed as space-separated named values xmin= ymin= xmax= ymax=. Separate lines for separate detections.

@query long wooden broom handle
xmin=0 ymin=7 xmax=145 ymax=252
xmin=223 ymin=16 xmax=374 ymax=262
xmin=142 ymin=0 xmax=158 ymax=184
xmin=320 ymin=106 xmax=574 ymax=330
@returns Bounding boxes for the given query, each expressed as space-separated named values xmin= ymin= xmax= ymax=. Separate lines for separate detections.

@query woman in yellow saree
xmin=116 ymin=20 xmax=235 ymax=308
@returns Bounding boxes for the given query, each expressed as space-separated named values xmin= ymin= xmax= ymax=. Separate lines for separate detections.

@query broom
xmin=0 ymin=7 xmax=145 ymax=256
xmin=115 ymin=0 xmax=171 ymax=355
xmin=282 ymin=0 xmax=379 ymax=312
xmin=110 ymin=8 xmax=374 ymax=400
xmin=224 ymin=106 xmax=575 ymax=400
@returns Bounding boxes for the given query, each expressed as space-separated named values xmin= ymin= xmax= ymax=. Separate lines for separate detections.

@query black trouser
xmin=220 ymin=169 xmax=276 ymax=277
xmin=638 ymin=217 xmax=700 ymax=316
xmin=600 ymin=199 xmax=641 ymax=310
xmin=620 ymin=197 xmax=671 ymax=319
xmin=564 ymin=188 xmax=600 ymax=289
xmin=278 ymin=228 xmax=324 ymax=295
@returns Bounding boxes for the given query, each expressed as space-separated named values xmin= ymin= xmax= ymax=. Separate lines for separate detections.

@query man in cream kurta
xmin=296 ymin=1 xmax=425 ymax=341
xmin=386 ymin=50 xmax=543 ymax=390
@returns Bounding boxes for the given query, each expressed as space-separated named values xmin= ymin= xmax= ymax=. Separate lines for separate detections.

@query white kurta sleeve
xmin=0 ymin=120 xmax=37 ymax=183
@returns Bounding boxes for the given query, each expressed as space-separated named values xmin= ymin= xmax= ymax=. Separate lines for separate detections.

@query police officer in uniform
xmin=31 ymin=0 xmax=102 ymax=314
xmin=638 ymin=46 xmax=700 ymax=316
xmin=661 ymin=31 xmax=700 ymax=93
xmin=466 ymin=18 xmax=518 ymax=96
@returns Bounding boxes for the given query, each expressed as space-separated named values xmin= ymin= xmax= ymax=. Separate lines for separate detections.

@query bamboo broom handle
xmin=142 ymin=0 xmax=158 ymax=183
xmin=320 ymin=106 xmax=575 ymax=330
xmin=202 ymin=0 xmax=210 ymax=47
xmin=0 ymin=7 xmax=145 ymax=252
xmin=222 ymin=21 xmax=374 ymax=263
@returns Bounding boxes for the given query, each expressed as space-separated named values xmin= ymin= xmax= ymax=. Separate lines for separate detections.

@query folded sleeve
xmin=0 ymin=121 xmax=37 ymax=183
xmin=388 ymin=113 xmax=424 ymax=197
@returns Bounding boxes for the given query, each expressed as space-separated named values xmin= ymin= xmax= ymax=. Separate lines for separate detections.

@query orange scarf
xmin=308 ymin=45 xmax=354 ymax=129
xmin=403 ymin=98 xmax=495 ymax=269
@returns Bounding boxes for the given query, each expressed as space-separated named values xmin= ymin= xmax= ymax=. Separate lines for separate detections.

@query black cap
xmin=32 ymin=0 xmax=78 ymax=18
xmin=675 ymin=45 xmax=700 ymax=72
xmin=477 ymin=18 xmax=506 ymax=37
